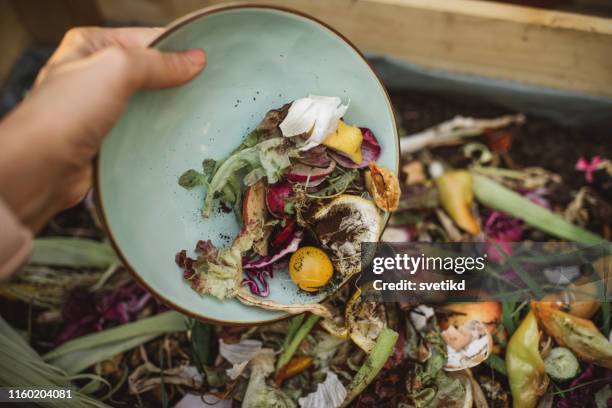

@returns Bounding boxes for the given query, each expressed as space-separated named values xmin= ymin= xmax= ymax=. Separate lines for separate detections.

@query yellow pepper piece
xmin=435 ymin=170 xmax=480 ymax=235
xmin=323 ymin=120 xmax=363 ymax=164
xmin=506 ymin=310 xmax=549 ymax=408
xmin=274 ymin=355 xmax=313 ymax=385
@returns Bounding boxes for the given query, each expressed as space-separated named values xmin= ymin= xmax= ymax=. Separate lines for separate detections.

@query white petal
xmin=219 ymin=338 xmax=264 ymax=379
xmin=279 ymin=95 xmax=349 ymax=151
xmin=279 ymin=98 xmax=315 ymax=136
xmin=226 ymin=360 xmax=249 ymax=380
xmin=219 ymin=338 xmax=262 ymax=365
xmin=299 ymin=371 xmax=347 ymax=408
xmin=180 ymin=366 xmax=204 ymax=384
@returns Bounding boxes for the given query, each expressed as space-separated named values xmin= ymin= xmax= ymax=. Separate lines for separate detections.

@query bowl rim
xmin=93 ymin=2 xmax=400 ymax=326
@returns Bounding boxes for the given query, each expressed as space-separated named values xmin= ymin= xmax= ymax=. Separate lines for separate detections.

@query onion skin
xmin=285 ymin=161 xmax=336 ymax=182
xmin=296 ymin=145 xmax=332 ymax=168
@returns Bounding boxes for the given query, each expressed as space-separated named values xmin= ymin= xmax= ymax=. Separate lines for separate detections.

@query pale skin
xmin=0 ymin=27 xmax=206 ymax=234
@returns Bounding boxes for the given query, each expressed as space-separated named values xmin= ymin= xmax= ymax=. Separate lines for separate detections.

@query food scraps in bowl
xmin=174 ymin=95 xmax=400 ymax=316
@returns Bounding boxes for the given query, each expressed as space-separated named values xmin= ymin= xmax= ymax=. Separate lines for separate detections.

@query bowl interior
xmin=98 ymin=5 xmax=398 ymax=324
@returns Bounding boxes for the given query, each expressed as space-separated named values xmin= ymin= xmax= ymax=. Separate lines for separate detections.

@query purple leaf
xmin=243 ymin=230 xmax=303 ymax=269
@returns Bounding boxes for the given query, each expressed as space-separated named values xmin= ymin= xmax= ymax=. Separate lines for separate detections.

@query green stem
xmin=471 ymin=165 xmax=527 ymax=180
xmin=472 ymin=174 xmax=605 ymax=244
xmin=341 ymin=328 xmax=399 ymax=408
xmin=282 ymin=314 xmax=305 ymax=351
xmin=275 ymin=314 xmax=319 ymax=372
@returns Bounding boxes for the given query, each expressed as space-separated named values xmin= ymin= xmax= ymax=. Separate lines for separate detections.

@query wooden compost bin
xmin=2 ymin=0 xmax=612 ymax=100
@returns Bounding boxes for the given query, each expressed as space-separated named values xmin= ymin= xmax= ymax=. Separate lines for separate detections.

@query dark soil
xmin=390 ymin=91 xmax=612 ymax=191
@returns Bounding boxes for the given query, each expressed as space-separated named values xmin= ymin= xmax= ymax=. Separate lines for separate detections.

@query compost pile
xmin=0 ymin=92 xmax=610 ymax=408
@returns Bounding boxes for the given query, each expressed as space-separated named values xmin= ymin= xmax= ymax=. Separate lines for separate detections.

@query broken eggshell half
xmin=443 ymin=320 xmax=493 ymax=371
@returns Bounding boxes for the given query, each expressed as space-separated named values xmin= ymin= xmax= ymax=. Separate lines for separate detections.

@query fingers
xmin=37 ymin=27 xmax=166 ymax=85
xmin=100 ymin=27 xmax=165 ymax=48
xmin=59 ymin=26 xmax=164 ymax=59
xmin=97 ymin=46 xmax=207 ymax=91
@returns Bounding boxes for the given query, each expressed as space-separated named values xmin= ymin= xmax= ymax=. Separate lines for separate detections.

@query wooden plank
xmin=95 ymin=0 xmax=612 ymax=97
xmin=0 ymin=2 xmax=32 ymax=87
xmin=11 ymin=0 xmax=101 ymax=45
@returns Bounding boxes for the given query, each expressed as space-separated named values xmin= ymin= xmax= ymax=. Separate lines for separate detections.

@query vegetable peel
xmin=436 ymin=170 xmax=480 ymax=235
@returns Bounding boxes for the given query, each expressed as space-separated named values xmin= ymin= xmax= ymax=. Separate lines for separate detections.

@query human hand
xmin=0 ymin=27 xmax=206 ymax=231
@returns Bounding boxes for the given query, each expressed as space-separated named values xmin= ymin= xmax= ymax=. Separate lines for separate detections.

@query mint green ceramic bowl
xmin=97 ymin=4 xmax=398 ymax=324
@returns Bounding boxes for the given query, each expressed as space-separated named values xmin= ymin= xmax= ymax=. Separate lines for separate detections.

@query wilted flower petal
xmin=576 ymin=156 xmax=607 ymax=183
xmin=280 ymin=95 xmax=348 ymax=151
xmin=298 ymin=371 xmax=347 ymax=408
xmin=219 ymin=339 xmax=262 ymax=364
xmin=219 ymin=338 xmax=263 ymax=379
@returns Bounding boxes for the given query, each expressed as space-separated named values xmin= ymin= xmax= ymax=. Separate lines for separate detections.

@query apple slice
xmin=243 ymin=180 xmax=270 ymax=256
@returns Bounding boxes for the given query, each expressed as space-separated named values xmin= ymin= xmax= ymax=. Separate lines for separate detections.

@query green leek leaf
xmin=472 ymin=174 xmax=605 ymax=244
xmin=29 ymin=238 xmax=119 ymax=269
xmin=44 ymin=312 xmax=186 ymax=374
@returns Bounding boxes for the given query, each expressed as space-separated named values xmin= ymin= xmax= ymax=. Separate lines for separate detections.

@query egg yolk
xmin=289 ymin=247 xmax=333 ymax=292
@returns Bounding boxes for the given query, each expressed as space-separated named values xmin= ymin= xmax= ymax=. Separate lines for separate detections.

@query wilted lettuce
xmin=200 ymin=137 xmax=295 ymax=217
xmin=242 ymin=349 xmax=296 ymax=408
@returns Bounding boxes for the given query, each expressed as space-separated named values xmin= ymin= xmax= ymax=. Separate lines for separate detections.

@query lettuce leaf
xmin=194 ymin=224 xmax=263 ymax=300
xmin=202 ymin=137 xmax=295 ymax=217
xmin=178 ymin=159 xmax=218 ymax=189
xmin=242 ymin=349 xmax=296 ymax=408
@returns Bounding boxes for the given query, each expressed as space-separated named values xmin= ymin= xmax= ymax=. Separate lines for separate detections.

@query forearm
xmin=0 ymin=198 xmax=32 ymax=280
xmin=0 ymin=98 xmax=69 ymax=231
xmin=0 ymin=97 xmax=66 ymax=279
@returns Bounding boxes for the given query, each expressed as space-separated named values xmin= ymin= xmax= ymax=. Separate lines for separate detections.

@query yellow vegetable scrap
xmin=506 ymin=310 xmax=549 ymax=408
xmin=364 ymin=162 xmax=401 ymax=212
xmin=435 ymin=170 xmax=480 ymax=235
xmin=323 ymin=120 xmax=363 ymax=164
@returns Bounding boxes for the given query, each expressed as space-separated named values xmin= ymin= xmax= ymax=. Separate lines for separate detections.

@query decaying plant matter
xmin=1 ymin=94 xmax=610 ymax=408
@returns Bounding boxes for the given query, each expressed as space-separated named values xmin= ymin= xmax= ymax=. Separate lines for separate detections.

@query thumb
xmin=102 ymin=47 xmax=206 ymax=91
